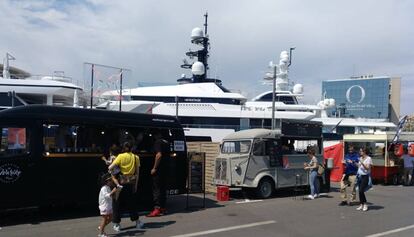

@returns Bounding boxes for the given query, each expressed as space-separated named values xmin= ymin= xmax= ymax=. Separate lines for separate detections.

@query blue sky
xmin=1 ymin=0 xmax=413 ymax=115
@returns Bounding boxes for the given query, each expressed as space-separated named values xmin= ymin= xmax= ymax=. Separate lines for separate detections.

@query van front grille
xmin=215 ymin=158 xmax=227 ymax=181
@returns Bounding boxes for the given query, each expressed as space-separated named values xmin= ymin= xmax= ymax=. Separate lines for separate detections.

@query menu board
xmin=188 ymin=152 xmax=205 ymax=193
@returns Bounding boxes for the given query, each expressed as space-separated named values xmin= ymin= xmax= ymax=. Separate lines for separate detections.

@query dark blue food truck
xmin=0 ymin=105 xmax=187 ymax=212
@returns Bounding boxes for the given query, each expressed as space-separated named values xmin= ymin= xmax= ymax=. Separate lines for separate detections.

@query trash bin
xmin=216 ymin=186 xmax=229 ymax=201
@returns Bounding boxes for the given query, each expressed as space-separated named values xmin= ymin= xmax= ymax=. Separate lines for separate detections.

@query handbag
xmin=317 ymin=164 xmax=326 ymax=176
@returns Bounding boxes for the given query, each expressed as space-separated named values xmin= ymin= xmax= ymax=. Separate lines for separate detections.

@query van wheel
xmin=256 ymin=178 xmax=274 ymax=199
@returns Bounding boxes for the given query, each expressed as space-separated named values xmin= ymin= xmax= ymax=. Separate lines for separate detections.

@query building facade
xmin=322 ymin=76 xmax=401 ymax=124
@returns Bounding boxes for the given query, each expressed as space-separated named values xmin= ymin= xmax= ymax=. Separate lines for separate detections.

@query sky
xmin=1 ymin=0 xmax=413 ymax=115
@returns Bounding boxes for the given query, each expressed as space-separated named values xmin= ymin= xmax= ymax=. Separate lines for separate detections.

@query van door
xmin=0 ymin=125 xmax=38 ymax=210
xmin=244 ymin=139 xmax=279 ymax=186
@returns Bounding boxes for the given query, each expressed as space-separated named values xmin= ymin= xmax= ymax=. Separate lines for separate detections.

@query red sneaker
xmin=146 ymin=208 xmax=161 ymax=217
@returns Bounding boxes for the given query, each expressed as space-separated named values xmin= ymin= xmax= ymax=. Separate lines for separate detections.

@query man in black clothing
xmin=147 ymin=131 xmax=169 ymax=217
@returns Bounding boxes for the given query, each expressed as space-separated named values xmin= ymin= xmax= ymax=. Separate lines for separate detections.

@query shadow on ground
xmin=0 ymin=194 xmax=223 ymax=227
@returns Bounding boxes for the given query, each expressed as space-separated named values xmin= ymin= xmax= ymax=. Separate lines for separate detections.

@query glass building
xmin=322 ymin=76 xmax=401 ymax=123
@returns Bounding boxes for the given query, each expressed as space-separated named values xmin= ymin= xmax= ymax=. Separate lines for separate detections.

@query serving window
xmin=43 ymin=124 xmax=106 ymax=156
xmin=42 ymin=124 xmax=176 ymax=158
xmin=0 ymin=127 xmax=30 ymax=157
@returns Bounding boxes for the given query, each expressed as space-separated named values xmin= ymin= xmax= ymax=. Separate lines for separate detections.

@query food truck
xmin=214 ymin=120 xmax=327 ymax=198
xmin=0 ymin=105 xmax=188 ymax=212
xmin=343 ymin=132 xmax=414 ymax=184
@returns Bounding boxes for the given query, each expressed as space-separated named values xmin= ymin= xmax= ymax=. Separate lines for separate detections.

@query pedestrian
xmin=108 ymin=142 xmax=143 ymax=231
xmin=402 ymin=146 xmax=414 ymax=186
xmin=356 ymin=147 xmax=372 ymax=212
xmin=98 ymin=173 xmax=117 ymax=237
xmin=147 ymin=130 xmax=170 ymax=217
xmin=304 ymin=147 xmax=319 ymax=200
xmin=339 ymin=145 xmax=359 ymax=206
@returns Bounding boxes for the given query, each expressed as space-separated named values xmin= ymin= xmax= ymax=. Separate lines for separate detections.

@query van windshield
xmin=221 ymin=140 xmax=251 ymax=154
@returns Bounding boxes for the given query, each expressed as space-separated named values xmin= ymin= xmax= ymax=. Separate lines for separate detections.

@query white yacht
xmin=0 ymin=53 xmax=84 ymax=110
xmin=98 ymin=14 xmax=395 ymax=141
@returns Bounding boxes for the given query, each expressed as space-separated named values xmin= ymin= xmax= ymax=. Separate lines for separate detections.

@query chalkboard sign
xmin=188 ymin=152 xmax=205 ymax=194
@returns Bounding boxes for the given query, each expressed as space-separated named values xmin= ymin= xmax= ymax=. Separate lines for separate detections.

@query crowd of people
xmin=97 ymin=131 xmax=169 ymax=237
xmin=95 ymin=133 xmax=413 ymax=236
xmin=307 ymin=143 xmax=414 ymax=213
xmin=304 ymin=145 xmax=374 ymax=212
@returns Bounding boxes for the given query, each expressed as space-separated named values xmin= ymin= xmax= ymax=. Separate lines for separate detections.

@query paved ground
xmin=1 ymin=183 xmax=414 ymax=237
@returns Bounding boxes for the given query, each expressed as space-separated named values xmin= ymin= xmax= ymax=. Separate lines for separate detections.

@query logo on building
xmin=0 ymin=164 xmax=22 ymax=183
xmin=346 ymin=85 xmax=366 ymax=104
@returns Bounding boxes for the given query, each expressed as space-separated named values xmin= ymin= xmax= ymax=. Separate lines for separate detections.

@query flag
xmin=391 ymin=115 xmax=408 ymax=144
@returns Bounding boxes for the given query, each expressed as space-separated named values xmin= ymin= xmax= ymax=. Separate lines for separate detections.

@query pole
xmin=175 ymin=95 xmax=179 ymax=118
xmin=271 ymin=65 xmax=276 ymax=130
xmin=90 ymin=64 xmax=94 ymax=109
xmin=119 ymin=69 xmax=123 ymax=111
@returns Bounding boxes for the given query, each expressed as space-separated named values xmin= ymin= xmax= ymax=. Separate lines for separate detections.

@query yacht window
xmin=278 ymin=96 xmax=296 ymax=104
xmin=0 ymin=127 xmax=30 ymax=157
xmin=221 ymin=140 xmax=251 ymax=154
xmin=256 ymin=93 xmax=297 ymax=104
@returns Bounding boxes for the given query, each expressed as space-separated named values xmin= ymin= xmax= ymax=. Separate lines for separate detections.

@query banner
xmin=324 ymin=142 xmax=344 ymax=182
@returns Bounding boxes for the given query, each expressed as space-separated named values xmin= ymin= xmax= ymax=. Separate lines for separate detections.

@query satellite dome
xmin=191 ymin=27 xmax=204 ymax=40
xmin=328 ymin=98 xmax=335 ymax=107
xmin=280 ymin=51 xmax=289 ymax=63
xmin=293 ymin=84 xmax=303 ymax=94
xmin=191 ymin=62 xmax=205 ymax=75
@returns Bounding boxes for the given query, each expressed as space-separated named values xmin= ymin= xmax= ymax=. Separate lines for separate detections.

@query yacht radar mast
xmin=178 ymin=12 xmax=222 ymax=85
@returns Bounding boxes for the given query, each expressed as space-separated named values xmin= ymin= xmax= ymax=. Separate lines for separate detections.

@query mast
xmin=178 ymin=12 xmax=221 ymax=84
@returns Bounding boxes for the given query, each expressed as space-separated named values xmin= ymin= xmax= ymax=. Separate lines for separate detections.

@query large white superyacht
xmin=0 ymin=53 xmax=84 ymax=110
xmin=98 ymin=14 xmax=395 ymax=141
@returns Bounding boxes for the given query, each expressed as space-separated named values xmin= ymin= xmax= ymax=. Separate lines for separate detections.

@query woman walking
xmin=108 ymin=142 xmax=143 ymax=231
xmin=356 ymin=147 xmax=372 ymax=212
xmin=304 ymin=148 xmax=319 ymax=199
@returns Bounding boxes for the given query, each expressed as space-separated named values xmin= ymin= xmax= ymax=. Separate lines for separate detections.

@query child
xmin=101 ymin=144 xmax=123 ymax=190
xmin=98 ymin=173 xmax=117 ymax=237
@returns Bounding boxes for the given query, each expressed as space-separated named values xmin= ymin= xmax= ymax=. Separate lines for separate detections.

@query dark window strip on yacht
xmin=256 ymin=94 xmax=298 ymax=104
xmin=130 ymin=96 xmax=241 ymax=105
xmin=179 ymin=116 xmax=274 ymax=127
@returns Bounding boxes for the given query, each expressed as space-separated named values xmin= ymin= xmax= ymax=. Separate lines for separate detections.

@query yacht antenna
xmin=288 ymin=47 xmax=295 ymax=67
xmin=204 ymin=12 xmax=208 ymax=36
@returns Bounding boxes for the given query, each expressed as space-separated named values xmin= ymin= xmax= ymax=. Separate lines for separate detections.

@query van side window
xmin=43 ymin=124 xmax=106 ymax=154
xmin=0 ymin=127 xmax=30 ymax=157
xmin=253 ymin=140 xmax=266 ymax=156
xmin=266 ymin=140 xmax=282 ymax=167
